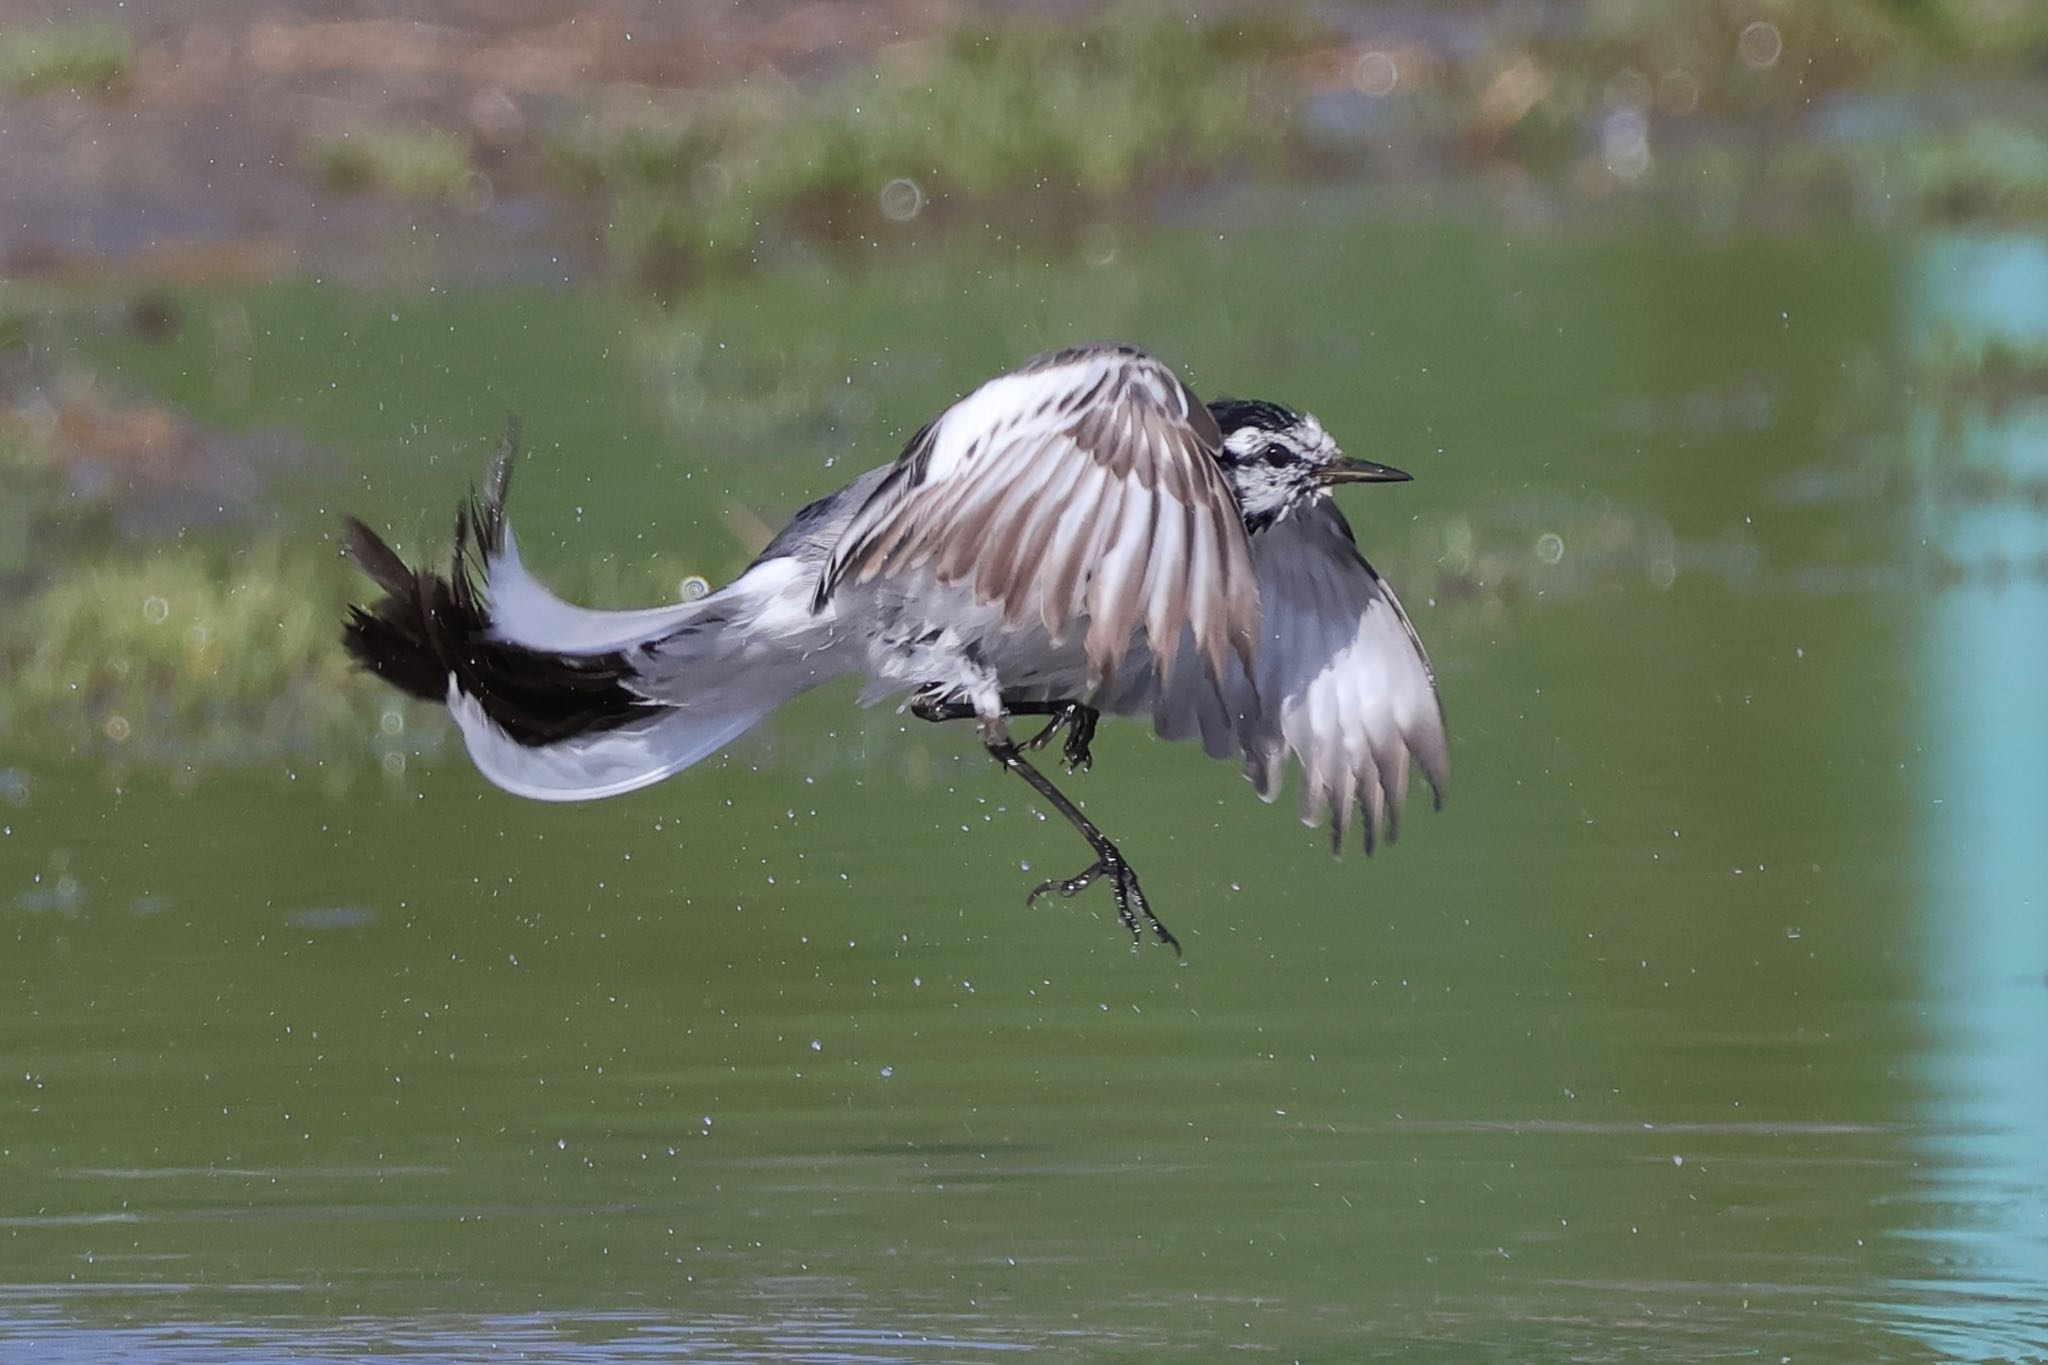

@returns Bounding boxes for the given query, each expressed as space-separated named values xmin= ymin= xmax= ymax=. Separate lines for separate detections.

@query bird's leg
xmin=908 ymin=688 xmax=1172 ymax=952
xmin=908 ymin=689 xmax=979 ymax=725
xmin=976 ymin=717 xmax=1179 ymax=956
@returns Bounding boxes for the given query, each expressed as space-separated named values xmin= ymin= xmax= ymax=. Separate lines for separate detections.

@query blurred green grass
xmin=3 ymin=538 xmax=373 ymax=760
xmin=302 ymin=126 xmax=487 ymax=207
xmin=1889 ymin=120 xmax=2048 ymax=226
xmin=547 ymin=5 xmax=1309 ymax=296
xmin=0 ymin=22 xmax=131 ymax=98
xmin=211 ymin=0 xmax=2048 ymax=288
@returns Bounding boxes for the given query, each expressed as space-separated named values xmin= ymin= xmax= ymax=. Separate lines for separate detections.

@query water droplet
xmin=1657 ymin=70 xmax=1700 ymax=117
xmin=879 ymin=178 xmax=923 ymax=222
xmin=1351 ymin=50 xmax=1398 ymax=97
xmin=1080 ymin=223 xmax=1119 ymax=268
xmin=1738 ymin=21 xmax=1782 ymax=70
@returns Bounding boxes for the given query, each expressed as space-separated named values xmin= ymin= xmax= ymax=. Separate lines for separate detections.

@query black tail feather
xmin=339 ymin=426 xmax=664 ymax=747
xmin=342 ymin=598 xmax=447 ymax=703
xmin=341 ymin=515 xmax=416 ymax=600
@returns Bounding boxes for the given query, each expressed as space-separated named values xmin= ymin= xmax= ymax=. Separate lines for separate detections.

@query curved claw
xmin=1023 ymin=856 xmax=1180 ymax=956
xmin=1120 ymin=869 xmax=1181 ymax=957
xmin=1022 ymin=703 xmax=1097 ymax=773
xmin=1027 ymin=869 xmax=1097 ymax=904
xmin=1062 ymin=707 xmax=1098 ymax=772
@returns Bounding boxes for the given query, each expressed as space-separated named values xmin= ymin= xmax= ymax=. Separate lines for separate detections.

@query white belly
xmin=841 ymin=574 xmax=1097 ymax=713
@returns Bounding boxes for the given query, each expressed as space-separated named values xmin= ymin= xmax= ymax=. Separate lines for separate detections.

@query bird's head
xmin=1208 ymin=398 xmax=1409 ymax=532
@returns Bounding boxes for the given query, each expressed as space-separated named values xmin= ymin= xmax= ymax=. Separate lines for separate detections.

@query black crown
xmin=1207 ymin=398 xmax=1302 ymax=435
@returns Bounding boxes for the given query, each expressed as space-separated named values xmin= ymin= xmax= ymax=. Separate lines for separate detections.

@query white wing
xmin=815 ymin=344 xmax=1260 ymax=682
xmin=1103 ymin=499 xmax=1448 ymax=853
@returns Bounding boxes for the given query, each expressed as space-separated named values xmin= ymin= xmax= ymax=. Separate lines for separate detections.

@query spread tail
xmin=340 ymin=429 xmax=789 ymax=801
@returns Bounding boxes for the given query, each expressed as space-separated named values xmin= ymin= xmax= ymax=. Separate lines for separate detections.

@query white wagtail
xmin=342 ymin=343 xmax=1447 ymax=953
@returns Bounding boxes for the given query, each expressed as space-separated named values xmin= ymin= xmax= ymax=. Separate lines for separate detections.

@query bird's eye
xmin=1258 ymin=444 xmax=1291 ymax=468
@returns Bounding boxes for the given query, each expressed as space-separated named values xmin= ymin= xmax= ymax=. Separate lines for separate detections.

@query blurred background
xmin=3 ymin=1 xmax=2046 ymax=1359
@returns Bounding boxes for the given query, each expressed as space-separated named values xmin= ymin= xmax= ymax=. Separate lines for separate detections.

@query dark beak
xmin=1319 ymin=457 xmax=1412 ymax=486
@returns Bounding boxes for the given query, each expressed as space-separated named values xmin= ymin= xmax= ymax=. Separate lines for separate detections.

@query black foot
xmin=1024 ymin=702 xmax=1098 ymax=772
xmin=1029 ymin=853 xmax=1180 ymax=956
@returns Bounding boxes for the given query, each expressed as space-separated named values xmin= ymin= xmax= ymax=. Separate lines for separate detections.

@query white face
xmin=1218 ymin=412 xmax=1340 ymax=525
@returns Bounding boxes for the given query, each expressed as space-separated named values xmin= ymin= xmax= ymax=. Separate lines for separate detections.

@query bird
xmin=340 ymin=343 xmax=1447 ymax=954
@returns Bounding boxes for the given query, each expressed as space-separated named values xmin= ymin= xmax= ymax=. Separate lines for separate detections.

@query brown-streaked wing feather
xmin=815 ymin=344 xmax=1258 ymax=682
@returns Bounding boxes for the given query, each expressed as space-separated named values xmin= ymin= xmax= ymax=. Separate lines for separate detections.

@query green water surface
xmin=4 ymin=203 xmax=2043 ymax=1361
